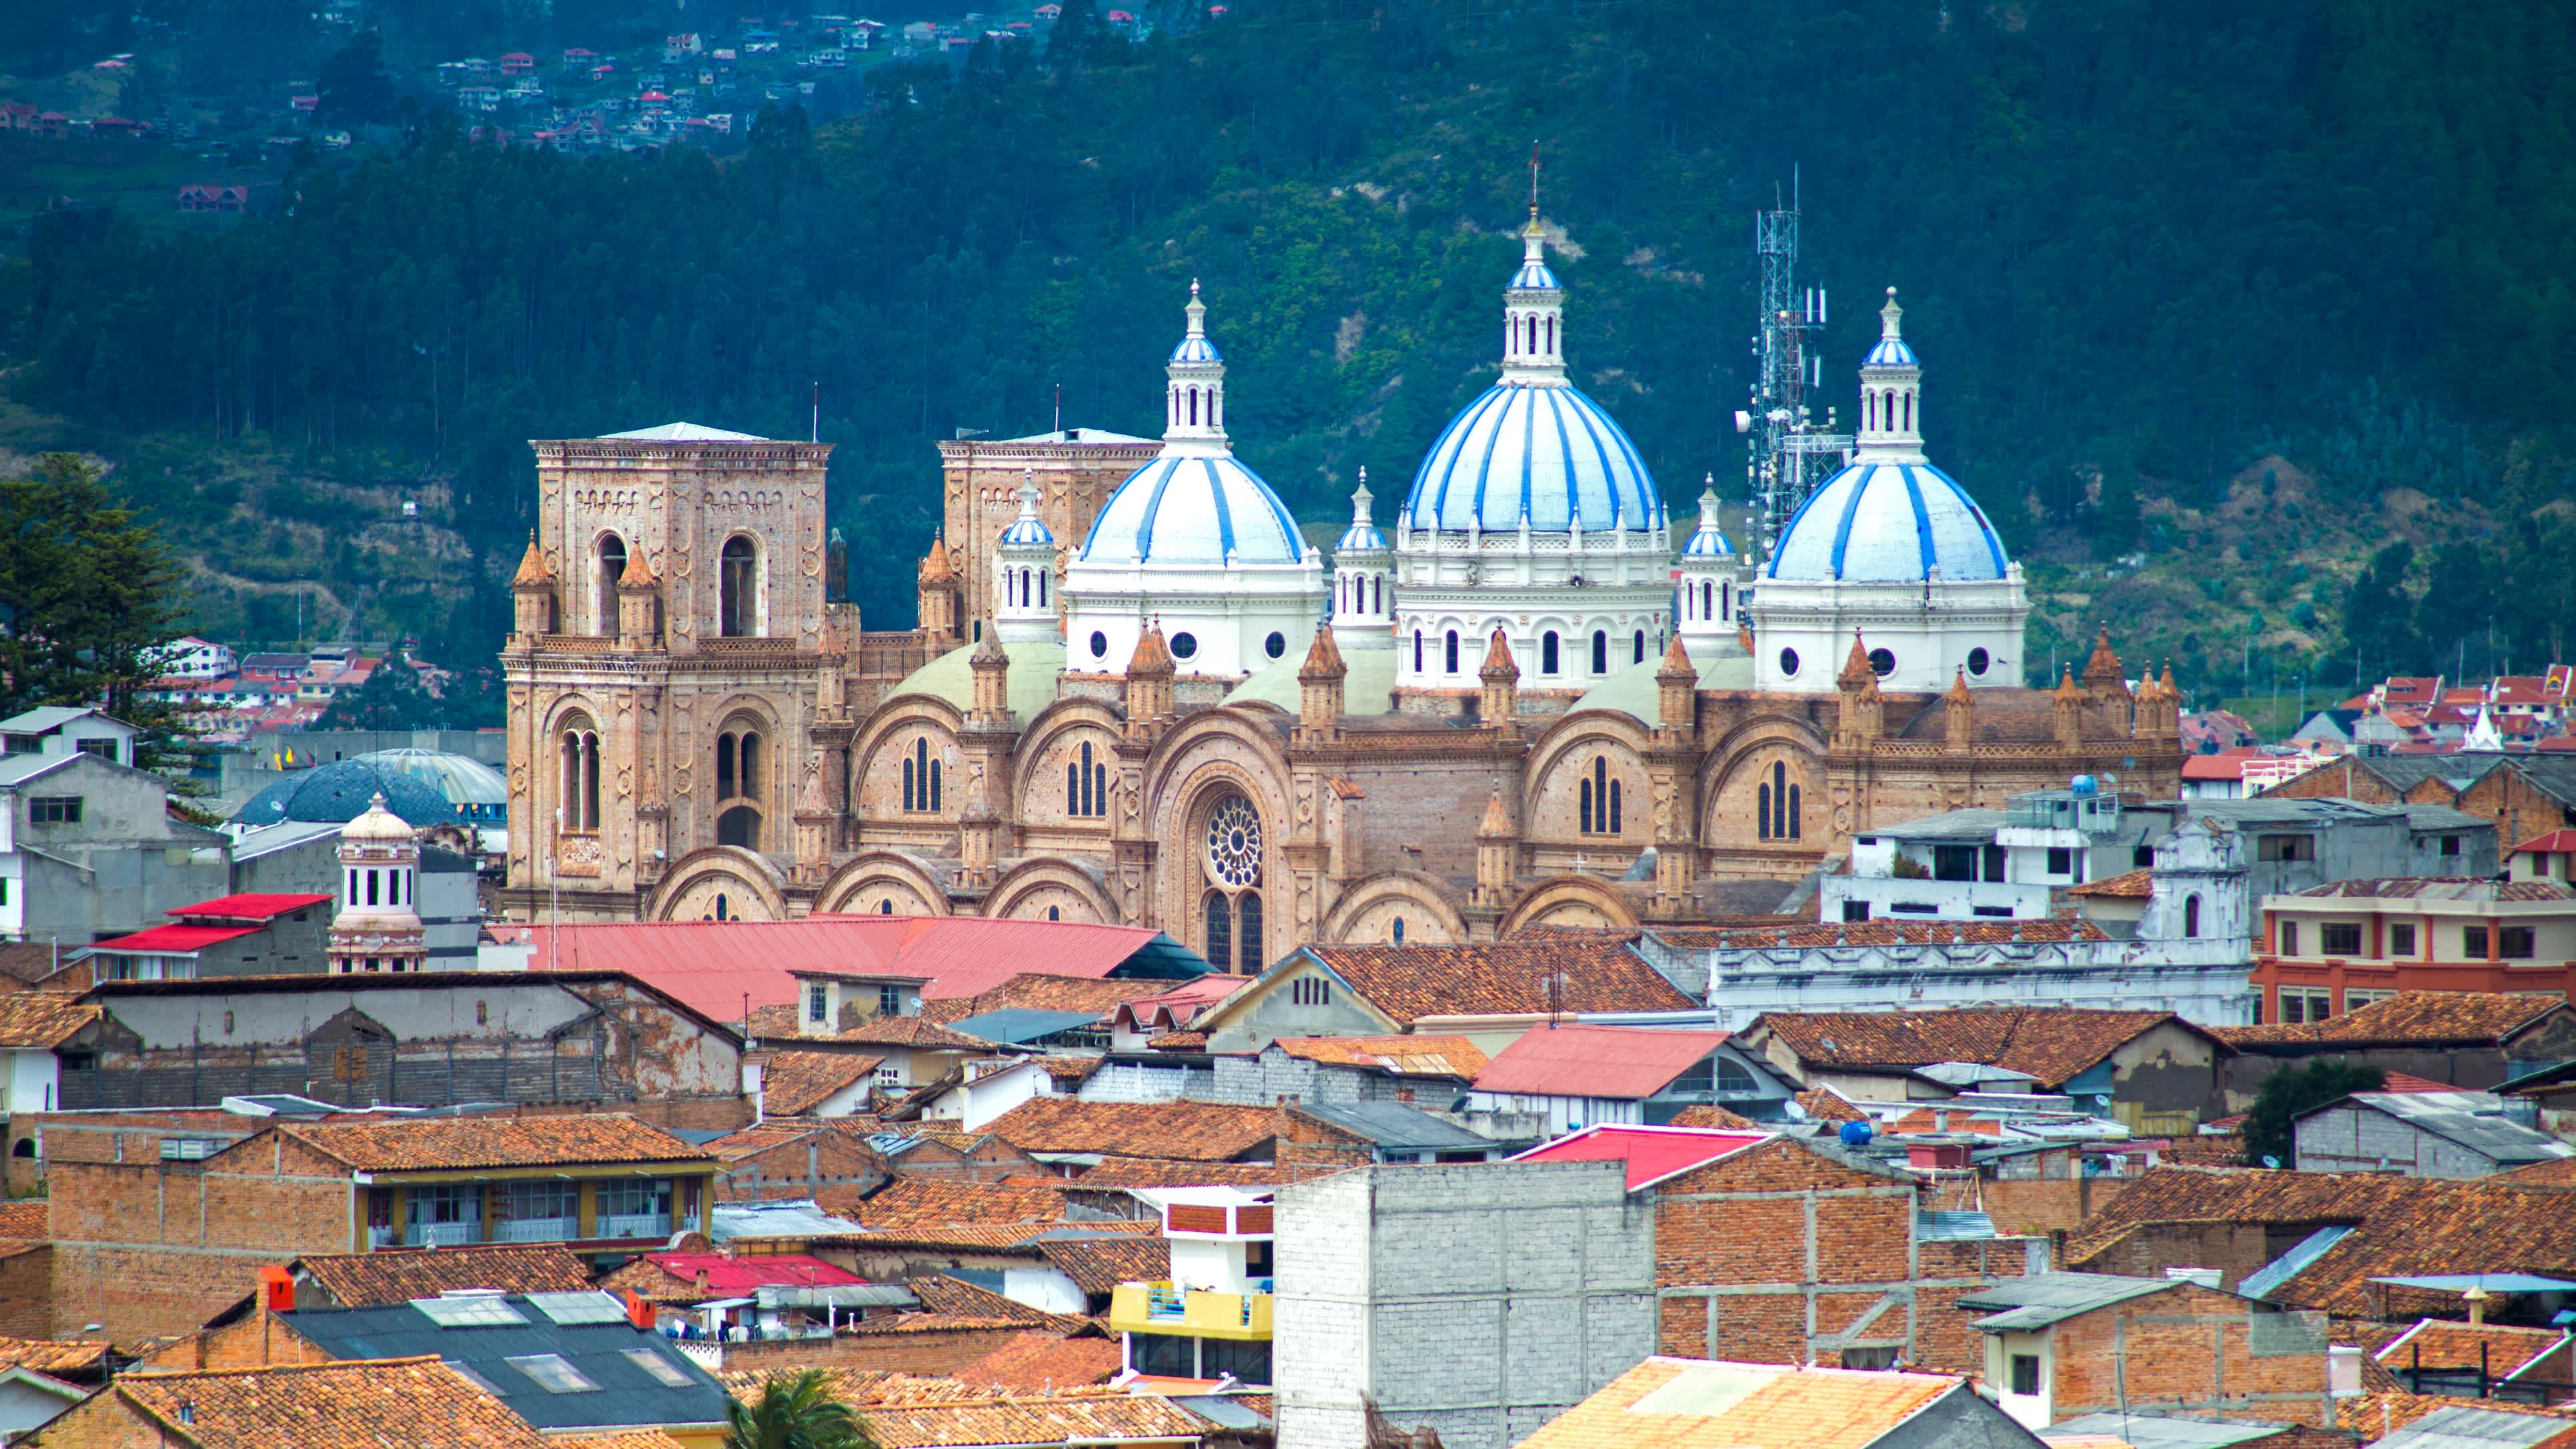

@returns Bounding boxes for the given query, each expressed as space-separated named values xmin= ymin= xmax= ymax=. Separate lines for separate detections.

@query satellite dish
xmin=2261 ymin=1155 xmax=2281 ymax=1169
xmin=1734 ymin=410 xmax=1752 ymax=434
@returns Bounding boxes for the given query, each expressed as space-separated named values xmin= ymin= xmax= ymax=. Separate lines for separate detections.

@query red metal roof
xmin=1509 ymin=1124 xmax=1770 ymax=1191
xmin=89 ymin=923 xmax=263 ymax=955
xmin=1472 ymin=1025 xmax=1734 ymax=1100
xmin=642 ymin=1252 xmax=861 ymax=1292
xmin=2512 ymin=831 xmax=2576 ymax=855
xmin=170 ymin=893 xmax=332 ymax=922
xmin=510 ymin=916 xmax=1170 ymax=1022
xmin=2181 ymin=755 xmax=2259 ymax=780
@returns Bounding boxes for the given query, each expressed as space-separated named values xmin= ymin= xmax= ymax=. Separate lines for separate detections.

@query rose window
xmin=1205 ymin=798 xmax=1263 ymax=887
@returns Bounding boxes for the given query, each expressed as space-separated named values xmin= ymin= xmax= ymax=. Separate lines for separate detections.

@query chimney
xmin=258 ymin=1265 xmax=295 ymax=1314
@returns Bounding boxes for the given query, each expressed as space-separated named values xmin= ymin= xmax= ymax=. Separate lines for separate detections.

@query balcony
xmin=1109 ymin=1281 xmax=1273 ymax=1342
xmin=599 ymin=1212 xmax=671 ymax=1240
xmin=490 ymin=1216 xmax=577 ymax=1244
xmin=408 ymin=1221 xmax=480 ymax=1248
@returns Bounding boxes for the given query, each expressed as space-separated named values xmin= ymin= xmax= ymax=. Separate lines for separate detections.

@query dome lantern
xmin=1162 ymin=280 xmax=1229 ymax=453
xmin=1854 ymin=286 xmax=1924 ymax=464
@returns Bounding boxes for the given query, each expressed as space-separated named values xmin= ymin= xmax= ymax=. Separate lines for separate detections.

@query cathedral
xmin=498 ymin=206 xmax=2181 ymax=965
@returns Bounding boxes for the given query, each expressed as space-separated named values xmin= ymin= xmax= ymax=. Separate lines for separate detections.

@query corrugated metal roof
xmin=2311 ymin=1092 xmax=2576 ymax=1165
xmin=1471 ymin=1025 xmax=1734 ymax=1100
xmin=2044 ymin=1414 xmax=2289 ymax=1449
xmin=1510 ymin=1125 xmax=1772 ymax=1191
xmin=2375 ymin=1404 xmax=2576 ymax=1449
xmin=707 ymin=1198 xmax=864 ymax=1242
xmin=1291 ymin=1101 xmax=1491 ymax=1151
xmin=2240 ymin=1225 xmax=2355 ymax=1300
xmin=1955 ymin=1272 xmax=2178 ymax=1330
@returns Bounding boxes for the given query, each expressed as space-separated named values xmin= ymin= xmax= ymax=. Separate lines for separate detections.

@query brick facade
xmin=1650 ymin=1136 xmax=2040 ymax=1373
xmin=2000 ymin=1282 xmax=2337 ymax=1426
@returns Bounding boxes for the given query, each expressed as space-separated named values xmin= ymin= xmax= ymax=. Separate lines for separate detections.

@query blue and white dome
xmin=1682 ymin=484 xmax=1736 ymax=556
xmin=1766 ymin=460 xmax=2007 ymax=582
xmin=1081 ymin=454 xmax=1305 ymax=564
xmin=1338 ymin=474 xmax=1389 ymax=551
xmin=1170 ymin=332 xmax=1221 ymax=364
xmin=1404 ymin=383 xmax=1663 ymax=533
xmin=1510 ymin=254 xmax=1560 ymax=291
xmin=998 ymin=501 xmax=1054 ymax=546
xmin=1864 ymin=334 xmax=1918 ymax=368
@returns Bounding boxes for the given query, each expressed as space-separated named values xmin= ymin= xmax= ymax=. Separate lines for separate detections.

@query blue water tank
xmin=1838 ymin=1120 xmax=1874 ymax=1147
xmin=2070 ymin=774 xmax=2098 ymax=795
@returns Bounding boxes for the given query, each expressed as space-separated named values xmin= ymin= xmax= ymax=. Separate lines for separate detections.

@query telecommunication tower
xmin=1736 ymin=177 xmax=1852 ymax=562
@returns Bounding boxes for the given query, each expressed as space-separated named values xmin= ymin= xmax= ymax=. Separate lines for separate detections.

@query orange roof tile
xmin=822 ymin=1016 xmax=1000 ymax=1050
xmin=920 ymin=975 xmax=1173 ymax=1026
xmin=1068 ymin=1157 xmax=1347 ymax=1189
xmin=2064 ymin=867 xmax=2153 ymax=899
xmin=0 ymin=993 xmax=99 ymax=1048
xmin=277 ymin=1113 xmax=714 ymax=1172
xmin=1272 ymin=1034 xmax=1489 ymax=1077
xmin=862 ymin=1177 xmax=1071 ymax=1228
xmin=1793 ymin=1089 xmax=1868 ymax=1124
xmin=901 ymin=1275 xmax=1090 ymax=1333
xmin=2212 ymin=992 xmax=2570 ymax=1049
xmin=757 ymin=1048 xmax=884 ymax=1115
xmin=944 ymin=1332 xmax=1125 ymax=1393
xmin=1513 ymin=1356 xmax=1966 ymax=1449
xmin=1666 ymin=1104 xmax=1764 ymax=1130
xmin=1299 ymin=939 xmax=1694 ymax=1026
xmin=103 ymin=1356 xmax=553 ymax=1448
xmin=981 ymin=1098 xmax=1279 ymax=1163
xmin=842 ymin=1389 xmax=1202 ymax=1449
xmin=294 ymin=1242 xmax=596 ymax=1306
xmin=1749 ymin=1007 xmax=2192 ymax=1088
xmin=1035 ymin=1236 xmax=1169 ymax=1294
xmin=0 ymin=1200 xmax=47 ymax=1242
xmin=0 ymin=1335 xmax=108 ymax=1375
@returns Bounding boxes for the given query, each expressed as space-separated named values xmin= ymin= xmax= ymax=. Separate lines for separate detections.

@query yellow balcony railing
xmin=1108 ymin=1282 xmax=1273 ymax=1342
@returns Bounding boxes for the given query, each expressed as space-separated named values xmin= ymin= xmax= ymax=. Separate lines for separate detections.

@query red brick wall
xmin=2066 ymin=1221 xmax=2281 ymax=1291
xmin=47 ymin=1133 xmax=358 ymax=1340
xmin=1651 ymin=1137 xmax=2034 ymax=1372
xmin=2042 ymin=1283 xmax=2335 ymax=1426
xmin=716 ymin=1132 xmax=888 ymax=1201
xmin=0 ymin=1244 xmax=48 ymax=1339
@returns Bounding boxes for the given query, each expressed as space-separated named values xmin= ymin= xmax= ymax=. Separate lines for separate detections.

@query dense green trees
xmin=11 ymin=0 xmax=2576 ymax=676
xmin=2242 ymin=1061 xmax=2386 ymax=1168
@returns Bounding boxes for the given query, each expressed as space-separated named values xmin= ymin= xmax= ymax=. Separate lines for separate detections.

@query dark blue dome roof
xmin=233 ymin=759 xmax=464 ymax=830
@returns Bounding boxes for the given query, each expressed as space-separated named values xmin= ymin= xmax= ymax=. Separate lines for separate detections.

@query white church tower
xmin=330 ymin=793 xmax=428 ymax=973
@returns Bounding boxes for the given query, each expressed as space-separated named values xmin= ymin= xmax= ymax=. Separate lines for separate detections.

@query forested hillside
xmin=7 ymin=0 xmax=2575 ymax=696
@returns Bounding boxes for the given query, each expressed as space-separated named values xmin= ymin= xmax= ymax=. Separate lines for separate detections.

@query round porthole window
xmin=1265 ymin=631 xmax=1286 ymax=659
xmin=1868 ymin=647 xmax=1895 ymax=676
xmin=1170 ymin=632 xmax=1199 ymax=660
xmin=1778 ymin=647 xmax=1801 ymax=677
xmin=1089 ymin=630 xmax=1108 ymax=659
xmin=1966 ymin=646 xmax=1990 ymax=677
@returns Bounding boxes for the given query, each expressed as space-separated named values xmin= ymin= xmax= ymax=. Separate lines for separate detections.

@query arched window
xmin=1579 ymin=775 xmax=1593 ymax=834
xmin=1048 ymin=905 xmax=1061 ymax=921
xmin=720 ymin=536 xmax=758 ymax=637
xmin=1205 ymin=892 xmax=1232 ymax=975
xmin=1591 ymin=630 xmax=1608 ymax=674
xmin=366 ymin=869 xmax=380 ymax=906
xmin=878 ymin=899 xmax=893 ymax=915
xmin=1392 ymin=917 xmax=1405 ymax=945
xmin=1545 ymin=316 xmax=1554 ymax=353
xmin=1542 ymin=632 xmax=1560 ymax=674
xmin=1371 ymin=575 xmax=1381 ymax=614
xmin=1413 ymin=630 xmax=1423 ymax=672
xmin=1039 ymin=570 xmax=1047 ymax=606
xmin=2184 ymin=894 xmax=2202 ymax=938
xmin=717 ymin=805 xmax=760 ymax=849
xmin=718 ymin=733 xmax=737 ymax=800
xmin=1189 ymin=388 xmax=1199 ymax=426
xmin=1721 ymin=580 xmax=1731 ymax=619
xmin=900 ymin=752 xmax=915 ymax=812
xmin=714 ymin=893 xmax=730 ymax=921
xmin=597 ymin=535 xmax=626 ymax=638
xmin=1758 ymin=781 xmax=1772 ymax=841
xmin=1634 ymin=630 xmax=1646 ymax=664
xmin=1904 ymin=393 xmax=1913 ymax=432
xmin=558 ymin=718 xmax=601 ymax=833
xmin=1067 ymin=741 xmax=1108 ymax=819
xmin=1581 ymin=757 xmax=1621 ymax=835
xmin=739 ymin=732 xmax=760 ymax=800
xmin=1445 ymin=630 xmax=1459 ymax=674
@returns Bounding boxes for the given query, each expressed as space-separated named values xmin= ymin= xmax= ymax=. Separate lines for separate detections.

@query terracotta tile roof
xmin=2064 ymin=867 xmax=2154 ymax=899
xmin=1273 ymin=1035 xmax=1490 ymax=1077
xmin=0 ymin=1335 xmax=108 ymax=1375
xmin=906 ymin=1274 xmax=1091 ymax=1332
xmin=2212 ymin=993 xmax=2570 ymax=1049
xmin=851 ymin=1389 xmax=1205 ymax=1448
xmin=1658 ymin=919 xmax=2110 ymax=950
xmin=105 ymin=1356 xmax=552 ymax=1448
xmin=862 ymin=1177 xmax=1071 ymax=1228
xmin=295 ymin=1243 xmax=596 ymax=1306
xmin=1299 ymin=939 xmax=1695 ymax=1026
xmin=554 ymin=1434 xmax=688 ymax=1449
xmin=2291 ymin=877 xmax=2576 ymax=901
xmin=0 ymin=1200 xmax=47 ymax=1242
xmin=704 ymin=1120 xmax=883 ymax=1159
xmin=0 ymin=993 xmax=99 ymax=1048
xmin=1792 ymin=1088 xmax=1868 ymax=1124
xmin=1147 ymin=1031 xmax=1207 ymax=1051
xmin=278 ymin=1113 xmax=714 ymax=1172
xmin=842 ymin=1311 xmax=1055 ymax=1336
xmin=2501 ymin=1156 xmax=2576 ymax=1187
xmin=1036 ymin=1236 xmax=1170 ymax=1294
xmin=758 ymin=1048 xmax=885 ymax=1115
xmin=823 ymin=1016 xmax=1002 ymax=1050
xmin=1749 ymin=1007 xmax=2188 ymax=1088
xmin=2336 ymin=1391 xmax=2576 ymax=1440
xmin=2281 ymin=1181 xmax=2576 ymax=1318
xmin=944 ymin=1332 xmax=1125 ymax=1393
xmin=1068 ymin=1157 xmax=1345 ymax=1189
xmin=920 ymin=975 xmax=1171 ymax=1026
xmin=1512 ymin=1355 xmax=1964 ymax=1449
xmin=1666 ymin=1104 xmax=1764 ymax=1130
xmin=981 ymin=1098 xmax=1279 ymax=1163
xmin=2378 ymin=1320 xmax=2571 ymax=1376
xmin=2062 ymin=1166 xmax=2455 ymax=1267
xmin=1037 ymin=1055 xmax=1105 ymax=1086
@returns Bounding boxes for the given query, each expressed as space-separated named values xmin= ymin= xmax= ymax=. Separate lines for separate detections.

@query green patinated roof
xmin=1570 ymin=644 xmax=1754 ymax=722
xmin=1224 ymin=638 xmax=1400 ymax=715
xmin=890 ymin=637 xmax=1069 ymax=723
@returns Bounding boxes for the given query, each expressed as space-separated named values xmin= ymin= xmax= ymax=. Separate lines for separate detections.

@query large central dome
xmin=1403 ymin=381 xmax=1662 ymax=533
xmin=1766 ymin=460 xmax=2006 ymax=582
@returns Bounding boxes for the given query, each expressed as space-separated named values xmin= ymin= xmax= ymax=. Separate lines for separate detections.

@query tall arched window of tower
xmin=720 ymin=536 xmax=760 ymax=638
xmin=557 ymin=715 xmax=600 ymax=833
xmin=596 ymin=536 xmax=626 ymax=638
xmin=1591 ymin=630 xmax=1609 ymax=675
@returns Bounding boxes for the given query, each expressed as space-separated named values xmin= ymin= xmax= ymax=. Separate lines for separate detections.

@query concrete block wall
xmin=1275 ymin=1161 xmax=1654 ymax=1449
xmin=2042 ymin=1284 xmax=2336 ymax=1426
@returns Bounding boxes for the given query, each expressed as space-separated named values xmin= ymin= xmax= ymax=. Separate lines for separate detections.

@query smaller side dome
xmin=1169 ymin=280 xmax=1222 ymax=363
xmin=998 ymin=474 xmax=1055 ymax=546
xmin=342 ymin=792 xmax=416 ymax=843
xmin=1681 ymin=477 xmax=1736 ymax=557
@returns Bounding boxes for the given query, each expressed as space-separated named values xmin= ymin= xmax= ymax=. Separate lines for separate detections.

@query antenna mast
xmin=1743 ymin=170 xmax=1852 ymax=563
